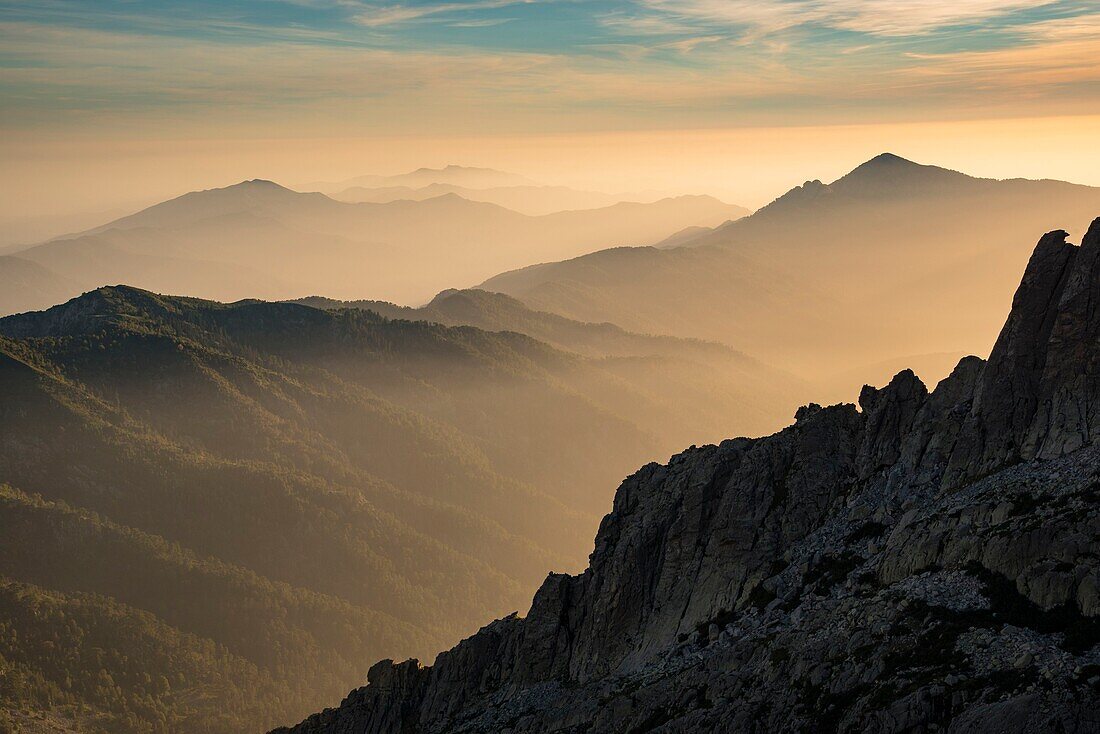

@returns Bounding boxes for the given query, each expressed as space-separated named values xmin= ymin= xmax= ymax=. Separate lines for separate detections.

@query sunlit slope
xmin=1 ymin=182 xmax=745 ymax=313
xmin=482 ymin=154 xmax=1100 ymax=380
xmin=293 ymin=287 xmax=802 ymax=450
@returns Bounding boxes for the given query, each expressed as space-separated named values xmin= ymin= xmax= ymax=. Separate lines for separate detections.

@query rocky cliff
xmin=276 ymin=219 xmax=1100 ymax=734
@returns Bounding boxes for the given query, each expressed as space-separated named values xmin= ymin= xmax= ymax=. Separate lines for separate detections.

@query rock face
xmin=276 ymin=219 xmax=1100 ymax=734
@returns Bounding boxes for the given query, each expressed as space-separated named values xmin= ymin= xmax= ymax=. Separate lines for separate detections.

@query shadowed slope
xmin=0 ymin=280 xmax=804 ymax=731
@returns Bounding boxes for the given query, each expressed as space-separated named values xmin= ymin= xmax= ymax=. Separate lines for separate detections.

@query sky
xmin=1 ymin=0 xmax=1099 ymax=220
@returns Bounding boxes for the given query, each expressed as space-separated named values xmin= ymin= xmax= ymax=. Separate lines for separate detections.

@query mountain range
xmin=3 ymin=156 xmax=1100 ymax=734
xmin=329 ymin=183 xmax=684 ymax=217
xmin=292 ymin=288 xmax=743 ymax=362
xmin=291 ymin=287 xmax=802 ymax=453
xmin=7 ymin=153 xmax=1099 ymax=399
xmin=305 ymin=165 xmax=539 ymax=192
xmin=0 ymin=179 xmax=743 ymax=315
xmin=482 ymin=154 xmax=1100 ymax=383
xmin=310 ymin=165 xmax=664 ymax=216
xmin=0 ymin=282 xmax=800 ymax=732
xmin=275 ymin=218 xmax=1100 ymax=733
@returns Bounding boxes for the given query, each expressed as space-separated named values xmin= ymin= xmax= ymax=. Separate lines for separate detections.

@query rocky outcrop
xmin=277 ymin=219 xmax=1100 ymax=734
xmin=946 ymin=224 xmax=1100 ymax=483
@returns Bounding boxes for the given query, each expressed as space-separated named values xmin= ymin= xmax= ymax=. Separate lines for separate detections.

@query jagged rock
xmin=290 ymin=659 xmax=429 ymax=734
xmin=946 ymin=218 xmax=1100 ymax=485
xmin=274 ymin=219 xmax=1100 ymax=734
xmin=858 ymin=369 xmax=928 ymax=479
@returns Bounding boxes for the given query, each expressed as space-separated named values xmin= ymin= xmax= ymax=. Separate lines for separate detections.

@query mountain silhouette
xmin=481 ymin=155 xmax=1100 ymax=386
xmin=307 ymin=165 xmax=537 ymax=192
xmin=0 ymin=183 xmax=744 ymax=314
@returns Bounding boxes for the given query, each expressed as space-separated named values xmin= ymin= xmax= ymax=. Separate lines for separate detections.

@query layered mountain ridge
xmin=0 ymin=281 xmax=799 ymax=732
xmin=305 ymin=165 xmax=538 ymax=193
xmin=481 ymin=155 xmax=1100 ymax=380
xmin=291 ymin=288 xmax=751 ymax=362
xmin=278 ymin=218 xmax=1100 ymax=733
xmin=0 ymin=178 xmax=744 ymax=315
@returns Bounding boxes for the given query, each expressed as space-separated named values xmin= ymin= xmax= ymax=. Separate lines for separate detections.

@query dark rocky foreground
xmin=276 ymin=219 xmax=1100 ymax=733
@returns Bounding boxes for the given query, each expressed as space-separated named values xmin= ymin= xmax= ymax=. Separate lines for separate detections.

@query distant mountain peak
xmin=167 ymin=179 xmax=302 ymax=202
xmin=315 ymin=165 xmax=539 ymax=194
xmin=426 ymin=164 xmax=499 ymax=173
xmin=862 ymin=152 xmax=915 ymax=167
xmin=428 ymin=287 xmax=526 ymax=312
xmin=841 ymin=152 xmax=932 ymax=178
xmin=225 ymin=178 xmax=293 ymax=192
xmin=834 ymin=152 xmax=968 ymax=189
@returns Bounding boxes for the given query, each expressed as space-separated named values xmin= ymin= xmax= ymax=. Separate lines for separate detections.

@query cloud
xmin=900 ymin=35 xmax=1100 ymax=89
xmin=637 ymin=0 xmax=1051 ymax=37
xmin=354 ymin=6 xmax=433 ymax=26
xmin=2 ymin=2 xmax=1099 ymax=142
xmin=661 ymin=35 xmax=726 ymax=54
xmin=599 ymin=12 xmax=702 ymax=36
xmin=0 ymin=22 xmax=558 ymax=114
xmin=1013 ymin=11 xmax=1100 ymax=41
xmin=450 ymin=18 xmax=516 ymax=27
xmin=352 ymin=0 xmax=535 ymax=27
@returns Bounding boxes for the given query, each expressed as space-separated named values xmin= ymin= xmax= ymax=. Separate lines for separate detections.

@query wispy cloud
xmin=637 ymin=0 xmax=1052 ymax=37
xmin=1 ymin=0 xmax=1099 ymax=142
xmin=1013 ymin=11 xmax=1100 ymax=40
xmin=599 ymin=11 xmax=702 ymax=36
xmin=353 ymin=0 xmax=535 ymax=27
xmin=450 ymin=18 xmax=516 ymax=28
xmin=661 ymin=35 xmax=726 ymax=54
xmin=901 ymin=35 xmax=1100 ymax=89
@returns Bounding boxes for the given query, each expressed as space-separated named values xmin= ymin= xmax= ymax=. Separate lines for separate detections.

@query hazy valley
xmin=0 ymin=275 xmax=796 ymax=731
xmin=1 ymin=156 xmax=1098 ymax=734
xmin=483 ymin=154 xmax=1100 ymax=383
xmin=0 ymin=168 xmax=744 ymax=315
xmin=6 ymin=2 xmax=1100 ymax=731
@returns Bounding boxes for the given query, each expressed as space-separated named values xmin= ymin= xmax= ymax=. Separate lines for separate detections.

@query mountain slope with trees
xmin=0 ymin=286 xmax=798 ymax=732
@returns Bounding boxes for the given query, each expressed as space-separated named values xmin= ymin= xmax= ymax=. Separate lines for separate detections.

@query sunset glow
xmin=2 ymin=1 xmax=1099 ymax=219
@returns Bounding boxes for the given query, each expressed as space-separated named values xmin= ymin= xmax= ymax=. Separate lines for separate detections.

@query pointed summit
xmin=860 ymin=152 xmax=916 ymax=168
xmin=840 ymin=152 xmax=936 ymax=179
xmin=831 ymin=152 xmax=971 ymax=196
xmin=745 ymin=153 xmax=975 ymax=221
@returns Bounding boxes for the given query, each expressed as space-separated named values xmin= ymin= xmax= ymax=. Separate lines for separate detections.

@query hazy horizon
xmin=4 ymin=118 xmax=1100 ymax=226
xmin=3 ymin=3 xmax=1100 ymax=733
xmin=3 ymin=0 xmax=1099 ymax=223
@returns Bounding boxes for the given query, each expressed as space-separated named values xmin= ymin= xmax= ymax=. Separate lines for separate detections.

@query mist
xmin=3 ymin=1 xmax=1100 ymax=731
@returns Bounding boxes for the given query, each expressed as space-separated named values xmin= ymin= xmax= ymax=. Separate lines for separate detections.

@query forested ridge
xmin=0 ymin=286 xmax=797 ymax=731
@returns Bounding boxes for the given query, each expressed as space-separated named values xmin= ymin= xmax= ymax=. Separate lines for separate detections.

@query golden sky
xmin=2 ymin=1 xmax=1099 ymax=219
